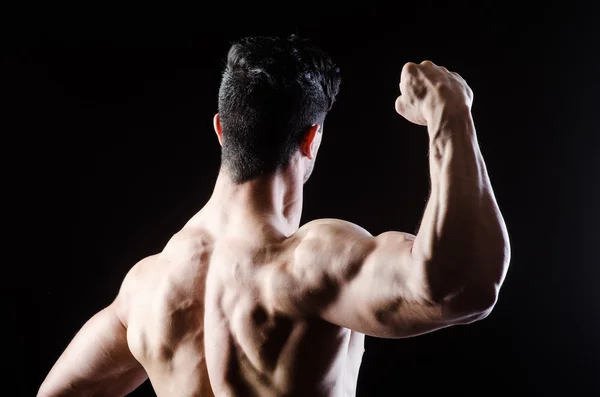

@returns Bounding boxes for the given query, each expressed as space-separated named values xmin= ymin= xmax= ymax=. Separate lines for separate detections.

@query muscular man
xmin=38 ymin=35 xmax=510 ymax=397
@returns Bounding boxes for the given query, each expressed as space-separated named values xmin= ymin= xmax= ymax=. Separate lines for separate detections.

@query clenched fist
xmin=395 ymin=61 xmax=473 ymax=126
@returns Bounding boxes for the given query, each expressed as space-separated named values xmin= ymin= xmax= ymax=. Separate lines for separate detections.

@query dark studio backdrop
xmin=7 ymin=1 xmax=599 ymax=396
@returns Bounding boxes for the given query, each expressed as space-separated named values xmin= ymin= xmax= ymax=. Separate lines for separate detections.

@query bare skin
xmin=38 ymin=61 xmax=510 ymax=397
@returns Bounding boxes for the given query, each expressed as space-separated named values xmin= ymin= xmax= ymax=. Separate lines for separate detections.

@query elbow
xmin=433 ymin=257 xmax=507 ymax=324
xmin=445 ymin=285 xmax=498 ymax=324
xmin=470 ymin=286 xmax=498 ymax=315
xmin=462 ymin=297 xmax=496 ymax=324
xmin=461 ymin=259 xmax=508 ymax=321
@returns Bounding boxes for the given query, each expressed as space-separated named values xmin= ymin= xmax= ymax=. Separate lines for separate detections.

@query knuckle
xmin=403 ymin=62 xmax=418 ymax=75
xmin=435 ymin=81 xmax=451 ymax=94
xmin=420 ymin=60 xmax=434 ymax=67
xmin=467 ymin=86 xmax=474 ymax=98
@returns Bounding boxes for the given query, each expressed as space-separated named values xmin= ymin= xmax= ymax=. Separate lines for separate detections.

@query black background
xmin=8 ymin=1 xmax=599 ymax=395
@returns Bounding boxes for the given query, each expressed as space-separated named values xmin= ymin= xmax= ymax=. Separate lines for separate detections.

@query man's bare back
xmin=38 ymin=36 xmax=510 ymax=397
xmin=123 ymin=214 xmax=364 ymax=396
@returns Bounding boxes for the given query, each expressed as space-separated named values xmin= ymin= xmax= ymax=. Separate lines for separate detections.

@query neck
xmin=203 ymin=166 xmax=304 ymax=236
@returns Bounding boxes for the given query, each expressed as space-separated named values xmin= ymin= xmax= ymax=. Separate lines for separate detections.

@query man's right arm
xmin=263 ymin=61 xmax=510 ymax=338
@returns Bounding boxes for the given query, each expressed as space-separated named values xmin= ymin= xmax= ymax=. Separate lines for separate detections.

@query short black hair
xmin=218 ymin=35 xmax=341 ymax=183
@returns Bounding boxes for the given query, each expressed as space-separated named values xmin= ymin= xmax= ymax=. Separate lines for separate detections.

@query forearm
xmin=412 ymin=108 xmax=510 ymax=309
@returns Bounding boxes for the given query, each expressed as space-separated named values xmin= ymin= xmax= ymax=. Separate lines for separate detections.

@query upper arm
xmin=38 ymin=260 xmax=151 ymax=397
xmin=266 ymin=219 xmax=491 ymax=339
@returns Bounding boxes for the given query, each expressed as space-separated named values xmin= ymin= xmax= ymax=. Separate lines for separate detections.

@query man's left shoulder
xmin=114 ymin=254 xmax=160 ymax=327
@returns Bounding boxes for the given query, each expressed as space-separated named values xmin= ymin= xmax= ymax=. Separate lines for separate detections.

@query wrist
xmin=428 ymin=104 xmax=474 ymax=141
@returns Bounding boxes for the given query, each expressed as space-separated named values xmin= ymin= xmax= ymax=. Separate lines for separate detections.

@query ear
xmin=300 ymin=124 xmax=321 ymax=160
xmin=213 ymin=113 xmax=223 ymax=146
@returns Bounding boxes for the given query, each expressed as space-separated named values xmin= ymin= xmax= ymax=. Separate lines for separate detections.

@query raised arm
xmin=264 ymin=61 xmax=510 ymax=338
xmin=37 ymin=258 xmax=150 ymax=397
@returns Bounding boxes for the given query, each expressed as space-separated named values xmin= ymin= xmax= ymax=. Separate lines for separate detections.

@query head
xmin=214 ymin=35 xmax=341 ymax=184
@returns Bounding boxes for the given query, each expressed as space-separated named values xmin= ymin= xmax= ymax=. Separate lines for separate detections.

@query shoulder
xmin=296 ymin=218 xmax=415 ymax=246
xmin=291 ymin=219 xmax=415 ymax=280
xmin=293 ymin=218 xmax=376 ymax=262
xmin=287 ymin=219 xmax=376 ymax=283
xmin=114 ymin=254 xmax=159 ymax=326
xmin=161 ymin=228 xmax=214 ymax=262
xmin=295 ymin=218 xmax=373 ymax=240
xmin=122 ymin=254 xmax=161 ymax=289
xmin=258 ymin=220 xmax=376 ymax=317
